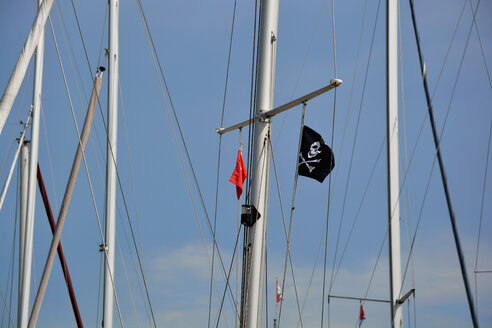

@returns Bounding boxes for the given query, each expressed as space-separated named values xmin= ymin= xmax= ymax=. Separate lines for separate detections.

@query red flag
xmin=229 ymin=150 xmax=247 ymax=199
xmin=359 ymin=304 xmax=365 ymax=327
xmin=276 ymin=279 xmax=283 ymax=304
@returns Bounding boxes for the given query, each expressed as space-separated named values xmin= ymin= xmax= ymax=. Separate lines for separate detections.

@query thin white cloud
xmin=142 ymin=233 xmax=491 ymax=327
xmin=150 ymin=243 xmax=212 ymax=282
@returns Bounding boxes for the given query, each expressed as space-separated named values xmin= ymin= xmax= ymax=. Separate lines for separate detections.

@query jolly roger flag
xmin=298 ymin=125 xmax=335 ymax=183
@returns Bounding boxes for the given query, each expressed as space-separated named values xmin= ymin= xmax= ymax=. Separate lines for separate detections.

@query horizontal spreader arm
xmin=216 ymin=78 xmax=342 ymax=135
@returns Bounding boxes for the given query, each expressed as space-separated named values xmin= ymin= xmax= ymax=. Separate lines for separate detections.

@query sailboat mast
xmin=244 ymin=0 xmax=279 ymax=327
xmin=0 ymin=0 xmax=54 ymax=135
xmin=386 ymin=0 xmax=402 ymax=326
xmin=18 ymin=142 xmax=29 ymax=326
xmin=19 ymin=0 xmax=45 ymax=326
xmin=102 ymin=0 xmax=119 ymax=326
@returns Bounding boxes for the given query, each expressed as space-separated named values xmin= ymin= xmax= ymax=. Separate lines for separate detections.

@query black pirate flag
xmin=298 ymin=126 xmax=335 ymax=183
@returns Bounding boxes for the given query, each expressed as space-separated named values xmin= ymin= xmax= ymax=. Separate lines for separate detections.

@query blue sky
xmin=0 ymin=0 xmax=491 ymax=327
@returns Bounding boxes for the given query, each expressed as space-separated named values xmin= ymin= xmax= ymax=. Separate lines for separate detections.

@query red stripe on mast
xmin=37 ymin=164 xmax=83 ymax=328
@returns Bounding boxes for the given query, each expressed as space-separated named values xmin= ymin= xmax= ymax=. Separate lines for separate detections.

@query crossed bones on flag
xmin=299 ymin=152 xmax=321 ymax=173
xmin=297 ymin=125 xmax=335 ymax=183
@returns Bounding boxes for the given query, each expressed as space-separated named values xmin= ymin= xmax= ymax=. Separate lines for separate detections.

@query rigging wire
xmin=292 ymin=0 xmax=329 ymax=95
xmin=67 ymin=1 xmax=162 ymax=324
xmin=0 ymin=108 xmax=33 ymax=214
xmin=270 ymin=140 xmax=305 ymax=328
xmin=96 ymin=249 xmax=103 ymax=328
xmin=466 ymin=0 xmax=492 ymax=89
xmin=68 ymin=0 xmax=115 ymax=212
xmin=354 ymin=231 xmax=388 ymax=328
xmin=245 ymin=0 xmax=261 ymax=202
xmin=108 ymin=150 xmax=159 ymax=328
xmin=54 ymin=2 xmax=89 ymax=110
xmin=377 ymin=0 xmax=485 ymax=300
xmin=67 ymin=0 xmax=112 ymax=184
xmin=117 ymin=82 xmax=157 ymax=327
xmin=430 ymin=0 xmax=466 ymax=100
xmin=235 ymin=131 xmax=243 ymax=328
xmin=264 ymin=243 xmax=268 ymax=328
xmin=64 ymin=4 xmax=145 ymax=325
xmin=357 ymin=0 xmax=483 ymax=250
xmin=210 ymin=0 xmax=239 ymax=326
xmin=274 ymin=105 xmax=306 ymax=328
xmin=323 ymin=0 xmax=338 ymax=326
xmin=240 ymin=141 xmax=269 ymax=327
xmin=0 ymin=115 xmax=34 ymax=327
xmin=0 ymin=166 xmax=18 ymax=328
xmin=82 ymin=12 xmax=109 ymax=327
xmin=329 ymin=0 xmax=368 ymax=197
xmin=0 ymin=62 xmax=32 ymax=181
xmin=51 ymin=18 xmax=145 ymax=323
xmin=8 ymin=170 xmax=19 ymax=328
xmin=322 ymin=1 xmax=426 ymax=308
xmin=97 ymin=3 xmax=109 ymax=69
xmin=251 ymin=139 xmax=270 ymax=326
xmin=0 ymin=109 xmax=21 ymax=182
xmin=69 ymin=0 xmax=97 ymax=85
xmin=283 ymin=0 xmax=370 ymax=324
xmin=370 ymin=0 xmax=489 ymax=324
xmin=322 ymin=0 xmax=444 ymax=321
xmin=116 ymin=235 xmax=143 ymax=328
xmin=117 ymin=201 xmax=154 ymax=326
xmin=274 ymin=0 xmax=328 ymax=146
xmin=119 ymin=81 xmax=146 ymax=269
xmin=0 ymin=283 xmax=13 ymax=328
xmin=326 ymin=0 xmax=383 ymax=322
xmin=322 ymin=103 xmax=336 ymax=328
xmin=215 ymin=225 xmax=242 ymax=328
xmin=296 ymin=225 xmax=324 ymax=328
xmin=130 ymin=7 xmax=236 ymax=326
xmin=331 ymin=0 xmax=338 ymax=79
xmin=40 ymin=105 xmax=60 ymax=211
xmin=332 ymin=135 xmax=386 ymax=284
xmin=8 ymin=175 xmax=19 ymax=328
xmin=474 ymin=119 xmax=491 ymax=313
xmin=400 ymin=0 xmax=482 ymax=326
xmin=301 ymin=0 xmax=487 ymax=326
xmin=54 ymin=1 xmax=111 ymax=220
xmin=47 ymin=16 xmax=125 ymax=327
xmin=331 ymin=0 xmax=488 ymax=320
xmin=395 ymin=139 xmax=440 ymax=321
xmin=134 ymin=0 xmax=240 ymax=317
xmin=322 ymin=0 xmax=423 ymax=317
xmin=398 ymin=2 xmax=417 ymax=326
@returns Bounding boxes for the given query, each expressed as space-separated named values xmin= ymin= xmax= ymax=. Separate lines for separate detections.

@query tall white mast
xmin=18 ymin=0 xmax=45 ymax=326
xmin=103 ymin=0 xmax=119 ymax=326
xmin=386 ymin=0 xmax=402 ymax=326
xmin=245 ymin=0 xmax=279 ymax=327
xmin=0 ymin=0 xmax=54 ymax=136
xmin=17 ymin=142 xmax=29 ymax=326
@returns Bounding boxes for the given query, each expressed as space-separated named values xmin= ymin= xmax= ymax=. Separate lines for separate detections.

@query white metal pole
xmin=103 ymin=0 xmax=119 ymax=326
xmin=245 ymin=0 xmax=279 ymax=327
xmin=0 ymin=107 xmax=32 ymax=213
xmin=19 ymin=0 xmax=45 ymax=325
xmin=26 ymin=73 xmax=103 ymax=328
xmin=0 ymin=0 xmax=54 ymax=136
xmin=386 ymin=0 xmax=402 ymax=326
xmin=18 ymin=142 xmax=29 ymax=326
